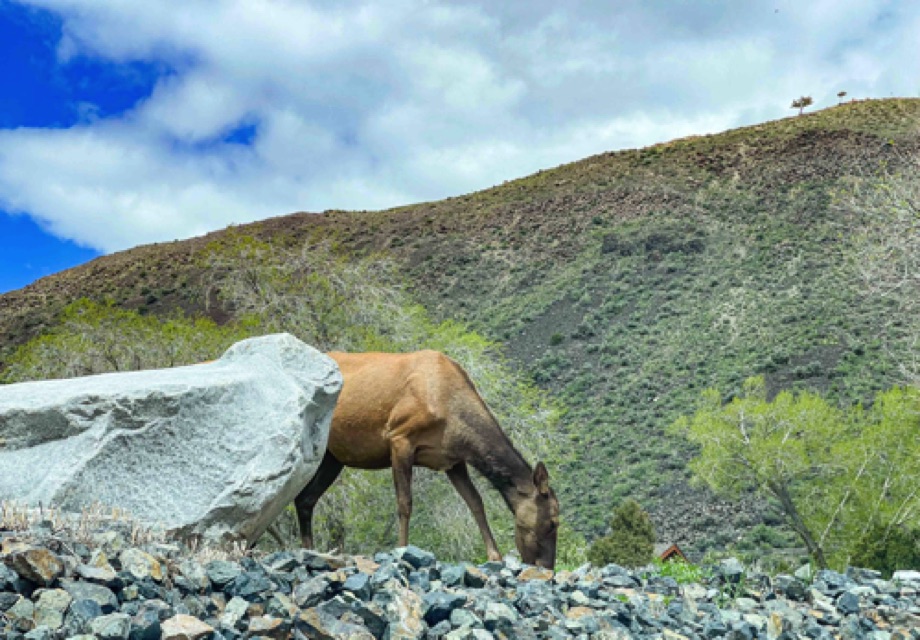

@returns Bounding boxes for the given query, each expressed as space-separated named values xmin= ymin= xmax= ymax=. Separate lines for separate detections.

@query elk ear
xmin=533 ymin=462 xmax=550 ymax=496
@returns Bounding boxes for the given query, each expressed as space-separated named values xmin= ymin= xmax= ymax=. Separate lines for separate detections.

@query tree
xmin=791 ymin=96 xmax=814 ymax=115
xmin=587 ymin=499 xmax=656 ymax=568
xmin=837 ymin=91 xmax=847 ymax=105
xmin=672 ymin=377 xmax=920 ymax=569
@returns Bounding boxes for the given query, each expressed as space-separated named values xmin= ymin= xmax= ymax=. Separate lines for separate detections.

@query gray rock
xmin=65 ymin=598 xmax=103 ymax=634
xmin=60 ymin=579 xmax=118 ymax=613
xmin=373 ymin=581 xmax=425 ymax=639
xmin=397 ymin=546 xmax=437 ymax=570
xmin=6 ymin=595 xmax=35 ymax=631
xmin=32 ymin=588 xmax=71 ymax=629
xmin=0 ymin=334 xmax=341 ymax=545
xmin=795 ymin=564 xmax=814 ymax=582
xmin=206 ymin=560 xmax=243 ymax=588
xmin=344 ymin=572 xmax=373 ymax=601
xmin=422 ymin=590 xmax=467 ymax=625
xmin=445 ymin=629 xmax=495 ymax=640
xmin=129 ymin=601 xmax=168 ymax=640
xmin=294 ymin=575 xmax=330 ymax=608
xmin=176 ymin=560 xmax=209 ymax=593
xmin=837 ymin=591 xmax=861 ymax=615
xmin=482 ymin=601 xmax=519 ymax=632
xmin=119 ymin=549 xmax=162 ymax=582
xmin=451 ymin=608 xmax=483 ymax=628
xmin=224 ymin=570 xmax=274 ymax=601
xmin=720 ymin=558 xmax=745 ymax=584
xmin=893 ymin=570 xmax=920 ymax=583
xmin=220 ymin=596 xmax=250 ymax=629
xmin=75 ymin=563 xmax=118 ymax=586
xmin=23 ymin=627 xmax=53 ymax=640
xmin=440 ymin=564 xmax=465 ymax=588
xmin=90 ymin=612 xmax=131 ymax=640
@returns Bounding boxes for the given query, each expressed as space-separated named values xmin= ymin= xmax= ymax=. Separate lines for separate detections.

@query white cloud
xmin=1 ymin=0 xmax=919 ymax=252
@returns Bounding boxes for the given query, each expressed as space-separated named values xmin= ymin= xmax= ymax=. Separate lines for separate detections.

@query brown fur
xmin=295 ymin=350 xmax=559 ymax=568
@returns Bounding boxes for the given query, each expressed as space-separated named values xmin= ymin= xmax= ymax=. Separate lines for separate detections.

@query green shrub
xmin=655 ymin=558 xmax=705 ymax=584
xmin=587 ymin=499 xmax=656 ymax=568
xmin=851 ymin=524 xmax=920 ymax=578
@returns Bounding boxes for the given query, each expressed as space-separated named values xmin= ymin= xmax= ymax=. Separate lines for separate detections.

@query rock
xmin=440 ymin=564 xmax=465 ymax=587
xmin=176 ymin=560 xmax=209 ymax=594
xmin=892 ymin=570 xmax=920 ymax=583
xmin=130 ymin=601 xmax=168 ymax=640
xmin=483 ymin=601 xmax=519 ymax=632
xmin=294 ymin=575 xmax=330 ymax=608
xmin=719 ymin=558 xmax=745 ymax=584
xmin=6 ymin=595 xmax=35 ymax=631
xmin=344 ymin=572 xmax=372 ymax=601
xmin=75 ymin=563 xmax=118 ymax=586
xmin=0 ymin=334 xmax=341 ymax=544
xmin=464 ymin=566 xmax=488 ymax=588
xmin=60 ymin=579 xmax=119 ymax=613
xmin=837 ymin=591 xmax=861 ymax=615
xmin=220 ymin=596 xmax=250 ymax=629
xmin=24 ymin=627 xmax=54 ymax=640
xmin=795 ymin=564 xmax=814 ymax=582
xmin=160 ymin=614 xmax=214 ymax=640
xmin=450 ymin=607 xmax=483 ymax=628
xmin=373 ymin=581 xmax=425 ymax=639
xmin=32 ymin=588 xmax=71 ymax=629
xmin=248 ymin=615 xmax=289 ymax=639
xmin=445 ymin=629 xmax=494 ymax=640
xmin=206 ymin=561 xmax=243 ymax=589
xmin=90 ymin=612 xmax=131 ymax=640
xmin=3 ymin=548 xmax=64 ymax=586
xmin=224 ymin=570 xmax=274 ymax=600
xmin=395 ymin=545 xmax=436 ymax=569
xmin=65 ymin=598 xmax=103 ymax=634
xmin=519 ymin=566 xmax=555 ymax=582
xmin=422 ymin=590 xmax=467 ymax=625
xmin=119 ymin=549 xmax=162 ymax=582
xmin=775 ymin=575 xmax=807 ymax=601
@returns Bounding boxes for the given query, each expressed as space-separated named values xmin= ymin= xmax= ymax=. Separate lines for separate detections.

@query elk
xmin=295 ymin=350 xmax=559 ymax=568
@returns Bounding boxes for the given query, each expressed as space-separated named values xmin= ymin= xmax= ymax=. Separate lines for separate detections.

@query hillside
xmin=2 ymin=98 xmax=919 ymax=558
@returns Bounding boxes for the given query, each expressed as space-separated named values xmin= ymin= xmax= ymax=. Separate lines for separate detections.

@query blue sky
xmin=1 ymin=0 xmax=919 ymax=294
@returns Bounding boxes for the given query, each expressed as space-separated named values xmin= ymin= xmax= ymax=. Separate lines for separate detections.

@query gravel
xmin=1 ymin=521 xmax=918 ymax=639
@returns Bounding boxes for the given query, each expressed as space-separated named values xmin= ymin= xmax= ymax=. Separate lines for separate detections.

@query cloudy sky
xmin=1 ymin=0 xmax=918 ymax=293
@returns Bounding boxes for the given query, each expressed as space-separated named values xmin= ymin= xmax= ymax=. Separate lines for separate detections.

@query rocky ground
xmin=1 ymin=517 xmax=918 ymax=640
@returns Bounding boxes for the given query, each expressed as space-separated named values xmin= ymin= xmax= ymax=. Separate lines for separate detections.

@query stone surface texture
xmin=2 ymin=521 xmax=920 ymax=640
xmin=0 ymin=333 xmax=342 ymax=544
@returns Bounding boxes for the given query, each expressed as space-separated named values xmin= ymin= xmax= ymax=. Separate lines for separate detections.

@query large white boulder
xmin=0 ymin=333 xmax=342 ymax=544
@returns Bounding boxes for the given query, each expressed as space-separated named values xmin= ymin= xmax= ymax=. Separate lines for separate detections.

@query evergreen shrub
xmin=587 ymin=499 xmax=656 ymax=568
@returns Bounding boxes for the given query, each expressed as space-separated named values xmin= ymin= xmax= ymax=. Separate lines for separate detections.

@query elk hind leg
xmin=294 ymin=451 xmax=344 ymax=549
xmin=446 ymin=462 xmax=502 ymax=561
xmin=389 ymin=437 xmax=416 ymax=547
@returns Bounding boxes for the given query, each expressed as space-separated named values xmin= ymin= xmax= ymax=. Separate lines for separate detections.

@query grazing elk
xmin=295 ymin=350 xmax=559 ymax=568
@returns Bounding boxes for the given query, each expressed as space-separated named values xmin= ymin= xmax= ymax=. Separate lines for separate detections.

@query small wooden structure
xmin=654 ymin=543 xmax=688 ymax=563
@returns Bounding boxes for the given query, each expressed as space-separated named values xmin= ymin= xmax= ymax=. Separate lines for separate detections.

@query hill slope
xmin=3 ymin=99 xmax=919 ymax=557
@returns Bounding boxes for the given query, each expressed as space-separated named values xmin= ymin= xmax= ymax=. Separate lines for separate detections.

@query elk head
xmin=513 ymin=461 xmax=559 ymax=569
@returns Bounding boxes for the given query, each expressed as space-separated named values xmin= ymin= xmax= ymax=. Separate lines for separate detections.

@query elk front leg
xmin=390 ymin=439 xmax=415 ymax=547
xmin=446 ymin=462 xmax=502 ymax=561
